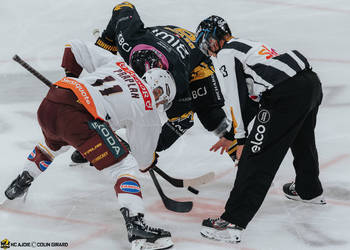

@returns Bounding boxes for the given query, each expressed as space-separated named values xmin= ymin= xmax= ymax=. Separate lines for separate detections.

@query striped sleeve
xmin=216 ymin=49 xmax=246 ymax=141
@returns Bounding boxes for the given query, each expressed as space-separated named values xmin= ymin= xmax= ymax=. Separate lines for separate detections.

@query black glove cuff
xmin=223 ymin=131 xmax=235 ymax=141
xmin=95 ymin=37 xmax=118 ymax=54
xmin=213 ymin=117 xmax=232 ymax=138
xmin=237 ymin=138 xmax=246 ymax=145
xmin=140 ymin=153 xmax=158 ymax=173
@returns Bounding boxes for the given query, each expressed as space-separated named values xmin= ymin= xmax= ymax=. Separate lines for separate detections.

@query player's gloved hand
xmin=140 ymin=153 xmax=159 ymax=173
xmin=95 ymin=36 xmax=118 ymax=54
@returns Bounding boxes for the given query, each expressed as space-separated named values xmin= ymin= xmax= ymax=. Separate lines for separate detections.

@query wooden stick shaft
xmin=12 ymin=54 xmax=52 ymax=87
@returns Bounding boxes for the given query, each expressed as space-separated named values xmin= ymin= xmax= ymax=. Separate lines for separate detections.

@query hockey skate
xmin=120 ymin=207 xmax=173 ymax=250
xmin=200 ymin=217 xmax=243 ymax=244
xmin=4 ymin=171 xmax=34 ymax=200
xmin=69 ymin=149 xmax=88 ymax=167
xmin=283 ymin=182 xmax=326 ymax=205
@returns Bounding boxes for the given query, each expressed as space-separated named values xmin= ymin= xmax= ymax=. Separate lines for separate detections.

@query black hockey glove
xmin=156 ymin=112 xmax=194 ymax=152
xmin=95 ymin=36 xmax=118 ymax=54
xmin=140 ymin=153 xmax=159 ymax=173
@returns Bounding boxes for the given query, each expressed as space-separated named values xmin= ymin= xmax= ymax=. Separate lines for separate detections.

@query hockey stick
xmin=149 ymin=169 xmax=193 ymax=213
xmin=12 ymin=55 xmax=52 ymax=87
xmin=153 ymin=166 xmax=215 ymax=195
xmin=12 ymin=54 xmax=196 ymax=212
xmin=118 ymin=135 xmax=210 ymax=195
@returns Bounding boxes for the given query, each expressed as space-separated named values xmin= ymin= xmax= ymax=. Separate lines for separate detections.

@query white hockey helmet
xmin=142 ymin=68 xmax=176 ymax=111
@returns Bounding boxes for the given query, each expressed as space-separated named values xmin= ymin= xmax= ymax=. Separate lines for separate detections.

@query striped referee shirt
xmin=216 ymin=37 xmax=311 ymax=140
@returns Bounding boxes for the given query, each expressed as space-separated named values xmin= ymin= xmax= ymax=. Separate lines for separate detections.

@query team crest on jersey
xmin=39 ymin=160 xmax=51 ymax=171
xmin=28 ymin=148 xmax=36 ymax=160
xmin=120 ymin=180 xmax=141 ymax=194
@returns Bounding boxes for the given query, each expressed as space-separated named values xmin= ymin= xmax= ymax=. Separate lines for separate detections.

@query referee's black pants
xmin=221 ymin=69 xmax=323 ymax=228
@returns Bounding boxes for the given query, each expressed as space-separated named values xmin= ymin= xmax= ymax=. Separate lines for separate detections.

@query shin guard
xmin=115 ymin=175 xmax=144 ymax=216
xmin=27 ymin=146 xmax=53 ymax=173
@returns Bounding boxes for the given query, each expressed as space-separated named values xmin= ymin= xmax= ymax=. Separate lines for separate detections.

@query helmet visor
xmin=196 ymin=30 xmax=210 ymax=56
xmin=196 ymin=29 xmax=220 ymax=57
xmin=198 ymin=39 xmax=210 ymax=57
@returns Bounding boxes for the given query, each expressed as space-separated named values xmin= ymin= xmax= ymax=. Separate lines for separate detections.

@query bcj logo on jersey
xmin=192 ymin=87 xmax=207 ymax=99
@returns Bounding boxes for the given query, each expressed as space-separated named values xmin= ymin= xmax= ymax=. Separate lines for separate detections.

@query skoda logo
xmin=257 ymin=109 xmax=270 ymax=124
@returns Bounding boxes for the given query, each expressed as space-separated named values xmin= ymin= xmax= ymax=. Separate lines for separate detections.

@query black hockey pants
xmin=221 ymin=69 xmax=323 ymax=228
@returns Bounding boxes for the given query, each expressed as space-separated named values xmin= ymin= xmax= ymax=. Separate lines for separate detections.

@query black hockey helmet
xmin=195 ymin=15 xmax=231 ymax=56
xmin=129 ymin=45 xmax=169 ymax=77
xmin=130 ymin=50 xmax=161 ymax=76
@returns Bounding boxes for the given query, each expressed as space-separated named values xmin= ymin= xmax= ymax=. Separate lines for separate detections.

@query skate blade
xmin=23 ymin=191 xmax=29 ymax=203
xmin=131 ymin=237 xmax=174 ymax=250
xmin=0 ymin=197 xmax=9 ymax=207
xmin=285 ymin=194 xmax=326 ymax=205
xmin=0 ymin=192 xmax=29 ymax=207
xmin=68 ymin=162 xmax=90 ymax=168
xmin=200 ymin=227 xmax=241 ymax=244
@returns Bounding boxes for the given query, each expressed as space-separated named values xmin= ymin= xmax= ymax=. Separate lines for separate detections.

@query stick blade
xmin=149 ymin=169 xmax=193 ymax=213
xmin=163 ymin=198 xmax=193 ymax=213
xmin=183 ymin=172 xmax=215 ymax=187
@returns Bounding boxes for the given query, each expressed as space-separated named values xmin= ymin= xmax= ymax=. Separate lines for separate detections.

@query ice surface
xmin=0 ymin=0 xmax=349 ymax=249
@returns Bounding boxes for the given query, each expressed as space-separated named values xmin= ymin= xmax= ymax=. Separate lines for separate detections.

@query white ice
xmin=0 ymin=0 xmax=350 ymax=250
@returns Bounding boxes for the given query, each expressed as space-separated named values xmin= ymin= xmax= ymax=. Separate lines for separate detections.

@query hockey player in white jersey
xmin=4 ymin=40 xmax=176 ymax=250
xmin=195 ymin=16 xmax=325 ymax=243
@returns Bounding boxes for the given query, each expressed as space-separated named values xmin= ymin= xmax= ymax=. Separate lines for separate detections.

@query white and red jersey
xmin=54 ymin=40 xmax=161 ymax=169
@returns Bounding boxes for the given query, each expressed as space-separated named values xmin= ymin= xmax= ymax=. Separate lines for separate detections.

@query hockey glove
xmin=95 ymin=36 xmax=118 ymax=54
xmin=140 ymin=153 xmax=159 ymax=173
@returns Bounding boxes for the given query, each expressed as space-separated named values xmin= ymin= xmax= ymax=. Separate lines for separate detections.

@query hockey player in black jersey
xmin=195 ymin=15 xmax=326 ymax=243
xmin=67 ymin=2 xmax=258 ymax=165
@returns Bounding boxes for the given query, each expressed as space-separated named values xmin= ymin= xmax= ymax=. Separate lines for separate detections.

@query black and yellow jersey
xmin=95 ymin=2 xmax=258 ymax=155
